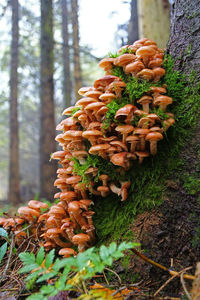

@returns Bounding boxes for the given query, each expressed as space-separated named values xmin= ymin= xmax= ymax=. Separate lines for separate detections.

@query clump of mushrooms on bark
xmin=0 ymin=38 xmax=175 ymax=255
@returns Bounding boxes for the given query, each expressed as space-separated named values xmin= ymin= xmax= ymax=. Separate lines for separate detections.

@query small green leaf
xmin=0 ymin=242 xmax=7 ymax=263
xmin=40 ymin=285 xmax=55 ymax=295
xmin=55 ymin=274 xmax=67 ymax=290
xmin=18 ymin=263 xmax=39 ymax=274
xmin=36 ymin=271 xmax=57 ymax=283
xmin=25 ymin=270 xmax=41 ymax=282
xmin=104 ymin=257 xmax=113 ymax=266
xmin=99 ymin=245 xmax=109 ymax=261
xmin=44 ymin=249 xmax=55 ymax=268
xmin=36 ymin=247 xmax=45 ymax=265
xmin=19 ymin=252 xmax=35 ymax=264
xmin=53 ymin=257 xmax=72 ymax=272
xmin=0 ymin=228 xmax=8 ymax=239
xmin=108 ymin=242 xmax=117 ymax=254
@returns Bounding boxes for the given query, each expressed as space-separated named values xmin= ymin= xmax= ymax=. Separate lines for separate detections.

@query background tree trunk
xmin=128 ymin=0 xmax=139 ymax=44
xmin=61 ymin=0 xmax=72 ymax=107
xmin=40 ymin=0 xmax=57 ymax=201
xmin=137 ymin=0 xmax=170 ymax=48
xmin=9 ymin=0 xmax=20 ymax=204
xmin=71 ymin=0 xmax=82 ymax=102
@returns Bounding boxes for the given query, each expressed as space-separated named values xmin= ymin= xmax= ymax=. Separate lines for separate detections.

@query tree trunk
xmin=40 ymin=0 xmax=57 ymax=201
xmin=167 ymin=0 xmax=200 ymax=80
xmin=128 ymin=0 xmax=139 ymax=44
xmin=61 ymin=0 xmax=72 ymax=107
xmin=71 ymin=0 xmax=82 ymax=102
xmin=131 ymin=0 xmax=200 ymax=291
xmin=137 ymin=0 xmax=170 ymax=48
xmin=9 ymin=0 xmax=20 ymax=205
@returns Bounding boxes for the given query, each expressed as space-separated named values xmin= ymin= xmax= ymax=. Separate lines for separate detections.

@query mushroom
xmin=137 ymin=95 xmax=153 ymax=113
xmin=133 ymin=128 xmax=150 ymax=151
xmin=110 ymin=140 xmax=128 ymax=152
xmin=60 ymin=191 xmax=78 ymax=203
xmin=115 ymin=125 xmax=134 ymax=143
xmin=137 ymin=69 xmax=154 ymax=81
xmin=110 ymin=152 xmax=136 ymax=170
xmin=89 ymin=144 xmax=110 ymax=159
xmin=98 ymin=57 xmax=115 ymax=73
xmin=94 ymin=75 xmax=121 ymax=91
xmin=84 ymin=102 xmax=105 ymax=122
xmin=59 ymin=248 xmax=77 ymax=258
xmin=68 ymin=201 xmax=87 ymax=228
xmin=18 ymin=207 xmax=40 ymax=222
xmin=84 ymin=90 xmax=103 ymax=99
xmin=72 ymin=233 xmax=90 ymax=252
xmin=99 ymin=92 xmax=116 ymax=104
xmin=115 ymin=104 xmax=136 ymax=124
xmin=153 ymin=95 xmax=173 ymax=111
xmin=114 ymin=53 xmax=136 ymax=69
xmin=126 ymin=135 xmax=140 ymax=153
xmin=145 ymin=132 xmax=163 ymax=155
xmin=72 ymin=150 xmax=88 ymax=164
xmin=97 ymin=186 xmax=110 ymax=197
xmin=28 ymin=200 xmax=49 ymax=212
xmin=152 ymin=67 xmax=166 ymax=82
xmin=82 ymin=130 xmax=103 ymax=146
xmin=136 ymin=46 xmax=156 ymax=66
xmin=46 ymin=228 xmax=72 ymax=248
xmin=107 ymin=81 xmax=126 ymax=98
xmin=78 ymin=86 xmax=94 ymax=96
xmin=124 ymin=61 xmax=145 ymax=77
xmin=135 ymin=151 xmax=150 ymax=164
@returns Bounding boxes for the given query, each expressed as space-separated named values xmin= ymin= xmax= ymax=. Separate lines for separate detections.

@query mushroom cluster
xmin=0 ymin=38 xmax=175 ymax=255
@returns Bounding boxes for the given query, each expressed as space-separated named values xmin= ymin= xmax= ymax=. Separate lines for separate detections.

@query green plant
xmin=0 ymin=228 xmax=8 ymax=265
xmin=19 ymin=241 xmax=138 ymax=299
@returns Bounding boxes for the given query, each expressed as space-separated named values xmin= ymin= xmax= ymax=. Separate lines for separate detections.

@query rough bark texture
xmin=40 ymin=0 xmax=57 ymax=201
xmin=128 ymin=0 xmax=139 ymax=44
xmin=130 ymin=0 xmax=200 ymax=294
xmin=137 ymin=0 xmax=170 ymax=48
xmin=61 ymin=0 xmax=72 ymax=107
xmin=167 ymin=0 xmax=200 ymax=80
xmin=9 ymin=0 xmax=20 ymax=204
xmin=71 ymin=0 xmax=82 ymax=102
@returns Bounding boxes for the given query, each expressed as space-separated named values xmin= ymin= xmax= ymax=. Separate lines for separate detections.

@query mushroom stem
xmin=149 ymin=140 xmax=158 ymax=155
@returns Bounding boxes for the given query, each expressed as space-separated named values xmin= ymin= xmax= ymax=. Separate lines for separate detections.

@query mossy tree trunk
xmin=61 ymin=0 xmax=72 ymax=107
xmin=9 ymin=0 xmax=20 ymax=205
xmin=40 ymin=0 xmax=57 ymax=201
xmin=131 ymin=0 xmax=200 ymax=290
xmin=71 ymin=0 xmax=82 ymax=102
xmin=94 ymin=0 xmax=200 ymax=293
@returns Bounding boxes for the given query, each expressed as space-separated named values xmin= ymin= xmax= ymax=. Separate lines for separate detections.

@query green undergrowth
xmin=92 ymin=55 xmax=200 ymax=243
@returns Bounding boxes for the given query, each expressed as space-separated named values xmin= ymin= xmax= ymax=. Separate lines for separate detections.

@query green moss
xmin=183 ymin=175 xmax=200 ymax=195
xmin=70 ymin=107 xmax=81 ymax=116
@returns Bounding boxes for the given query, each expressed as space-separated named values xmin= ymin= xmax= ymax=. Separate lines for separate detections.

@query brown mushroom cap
xmin=137 ymin=69 xmax=154 ymax=81
xmin=60 ymin=191 xmax=77 ymax=202
xmin=114 ymin=53 xmax=136 ymax=66
xmin=82 ymin=130 xmax=103 ymax=141
xmin=66 ymin=176 xmax=81 ymax=185
xmin=51 ymin=151 xmax=66 ymax=160
xmin=59 ymin=248 xmax=77 ymax=258
xmin=136 ymin=46 xmax=156 ymax=58
xmin=98 ymin=57 xmax=115 ymax=69
xmin=124 ymin=61 xmax=144 ymax=74
xmin=153 ymin=95 xmax=173 ymax=111
xmin=78 ymin=86 xmax=94 ymax=96
xmin=72 ymin=233 xmax=90 ymax=245
xmin=28 ymin=200 xmax=49 ymax=211
xmin=145 ymin=132 xmax=163 ymax=142
xmin=18 ymin=207 xmax=40 ymax=218
xmin=94 ymin=75 xmax=121 ymax=90
xmin=84 ymin=90 xmax=103 ymax=99
xmin=63 ymin=130 xmax=83 ymax=140
xmin=115 ymin=104 xmax=136 ymax=122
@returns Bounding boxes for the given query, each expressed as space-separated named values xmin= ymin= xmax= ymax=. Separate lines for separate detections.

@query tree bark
xmin=61 ymin=0 xmax=72 ymax=107
xmin=167 ymin=0 xmax=200 ymax=80
xmin=128 ymin=0 xmax=139 ymax=44
xmin=40 ymin=0 xmax=57 ymax=201
xmin=9 ymin=0 xmax=20 ymax=204
xmin=71 ymin=0 xmax=82 ymax=102
xmin=130 ymin=0 xmax=200 ymax=292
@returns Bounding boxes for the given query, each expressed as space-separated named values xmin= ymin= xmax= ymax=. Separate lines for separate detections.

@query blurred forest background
xmin=0 ymin=0 xmax=171 ymax=205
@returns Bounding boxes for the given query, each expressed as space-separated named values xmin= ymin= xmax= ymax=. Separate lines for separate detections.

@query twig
xmin=0 ymin=232 xmax=15 ymax=281
xmin=15 ymin=223 xmax=33 ymax=235
xmin=154 ymin=266 xmax=192 ymax=297
xmin=111 ymin=285 xmax=127 ymax=296
xmin=180 ymin=271 xmax=191 ymax=299
xmin=105 ymin=267 xmax=122 ymax=286
xmin=102 ymin=270 xmax=109 ymax=285
xmin=131 ymin=248 xmax=194 ymax=280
